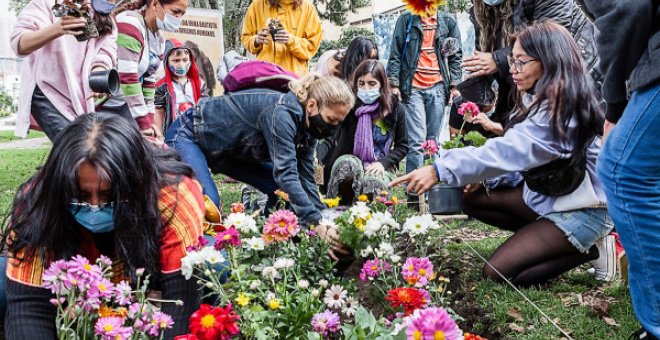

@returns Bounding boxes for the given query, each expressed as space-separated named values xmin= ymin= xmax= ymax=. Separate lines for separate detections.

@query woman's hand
xmin=254 ymin=28 xmax=270 ymax=47
xmin=467 ymin=112 xmax=504 ymax=136
xmin=315 ymin=223 xmax=352 ymax=261
xmin=54 ymin=16 xmax=88 ymax=37
xmin=463 ymin=51 xmax=497 ymax=79
xmin=365 ymin=162 xmax=385 ymax=177
xmin=389 ymin=165 xmax=438 ymax=195
xmin=274 ymin=29 xmax=292 ymax=44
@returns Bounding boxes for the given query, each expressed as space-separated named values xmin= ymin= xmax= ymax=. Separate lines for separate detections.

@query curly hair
xmin=472 ymin=0 xmax=516 ymax=52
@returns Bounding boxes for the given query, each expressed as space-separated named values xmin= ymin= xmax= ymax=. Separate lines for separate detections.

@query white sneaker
xmin=589 ymin=235 xmax=617 ymax=282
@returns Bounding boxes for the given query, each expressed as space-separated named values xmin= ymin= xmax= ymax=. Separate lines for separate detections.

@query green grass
xmin=441 ymin=221 xmax=638 ymax=339
xmin=0 ymin=130 xmax=46 ymax=143
xmin=0 ymin=148 xmax=639 ymax=338
xmin=0 ymin=148 xmax=50 ymax=218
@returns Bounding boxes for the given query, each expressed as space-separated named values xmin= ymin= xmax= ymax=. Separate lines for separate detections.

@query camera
xmin=267 ymin=18 xmax=284 ymax=40
xmin=51 ymin=0 xmax=99 ymax=42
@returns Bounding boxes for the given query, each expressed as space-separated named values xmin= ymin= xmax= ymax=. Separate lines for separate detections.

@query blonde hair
xmin=289 ymin=73 xmax=355 ymax=109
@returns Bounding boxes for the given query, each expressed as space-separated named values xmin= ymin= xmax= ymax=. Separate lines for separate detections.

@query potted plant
xmin=427 ymin=101 xmax=487 ymax=215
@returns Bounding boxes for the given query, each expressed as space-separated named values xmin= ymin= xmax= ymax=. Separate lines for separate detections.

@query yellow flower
xmin=354 ymin=218 xmax=366 ymax=232
xmin=274 ymin=189 xmax=290 ymax=202
xmin=357 ymin=194 xmax=369 ymax=202
xmin=391 ymin=196 xmax=399 ymax=204
xmin=268 ymin=298 xmax=281 ymax=310
xmin=438 ymin=276 xmax=450 ymax=283
xmin=322 ymin=197 xmax=340 ymax=208
xmin=429 ymin=272 xmax=437 ymax=281
xmin=235 ymin=293 xmax=250 ymax=307
xmin=380 ymin=190 xmax=389 ymax=196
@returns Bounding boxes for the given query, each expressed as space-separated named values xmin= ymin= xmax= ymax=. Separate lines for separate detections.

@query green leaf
xmin=307 ymin=331 xmax=322 ymax=340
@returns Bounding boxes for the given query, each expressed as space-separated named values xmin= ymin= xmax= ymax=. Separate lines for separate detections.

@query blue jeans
xmin=404 ymin=82 xmax=447 ymax=173
xmin=596 ymin=84 xmax=660 ymax=337
xmin=165 ymin=110 xmax=280 ymax=212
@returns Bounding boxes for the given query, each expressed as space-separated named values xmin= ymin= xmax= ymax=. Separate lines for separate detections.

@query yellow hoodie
xmin=241 ymin=0 xmax=322 ymax=76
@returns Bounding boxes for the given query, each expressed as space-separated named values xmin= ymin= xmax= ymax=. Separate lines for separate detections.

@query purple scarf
xmin=353 ymin=102 xmax=381 ymax=163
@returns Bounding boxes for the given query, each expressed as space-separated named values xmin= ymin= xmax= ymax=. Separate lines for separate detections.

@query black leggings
xmin=462 ymin=185 xmax=598 ymax=287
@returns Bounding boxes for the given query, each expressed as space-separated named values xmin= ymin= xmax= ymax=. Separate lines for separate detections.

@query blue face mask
xmin=169 ymin=62 xmax=191 ymax=77
xmin=91 ymin=0 xmax=118 ymax=14
xmin=69 ymin=203 xmax=115 ymax=233
xmin=357 ymin=88 xmax=381 ymax=105
xmin=482 ymin=0 xmax=504 ymax=6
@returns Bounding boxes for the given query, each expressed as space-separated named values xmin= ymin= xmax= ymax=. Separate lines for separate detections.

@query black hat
xmin=456 ymin=76 xmax=497 ymax=106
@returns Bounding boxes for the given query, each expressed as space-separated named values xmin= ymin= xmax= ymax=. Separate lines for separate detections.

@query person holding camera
xmin=10 ymin=0 xmax=118 ymax=141
xmin=241 ymin=0 xmax=322 ymax=76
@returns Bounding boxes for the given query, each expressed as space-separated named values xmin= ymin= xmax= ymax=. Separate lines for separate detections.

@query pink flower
xmin=402 ymin=257 xmax=434 ymax=288
xmin=311 ymin=310 xmax=341 ymax=336
xmin=88 ymin=277 xmax=115 ymax=300
xmin=94 ymin=316 xmax=134 ymax=340
xmin=42 ymin=260 xmax=70 ymax=295
xmin=150 ymin=311 xmax=174 ymax=335
xmin=97 ymin=255 xmax=113 ymax=268
xmin=405 ymin=307 xmax=463 ymax=340
xmin=214 ymin=226 xmax=241 ymax=250
xmin=187 ymin=235 xmax=209 ymax=252
xmin=359 ymin=259 xmax=392 ymax=282
xmin=262 ymin=210 xmax=299 ymax=244
xmin=115 ymin=281 xmax=133 ymax=306
xmin=68 ymin=255 xmax=103 ymax=285
xmin=458 ymin=101 xmax=480 ymax=118
xmin=420 ymin=140 xmax=438 ymax=156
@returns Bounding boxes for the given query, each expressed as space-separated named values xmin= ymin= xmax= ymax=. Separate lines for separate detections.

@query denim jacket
xmin=193 ymin=89 xmax=324 ymax=223
xmin=386 ymin=12 xmax=463 ymax=103
xmin=434 ymin=94 xmax=607 ymax=215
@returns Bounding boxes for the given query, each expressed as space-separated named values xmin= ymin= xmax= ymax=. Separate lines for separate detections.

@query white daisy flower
xmin=348 ymin=202 xmax=371 ymax=223
xmin=342 ymin=296 xmax=359 ymax=317
xmin=391 ymin=255 xmax=402 ymax=263
xmin=360 ymin=245 xmax=374 ymax=258
xmin=319 ymin=279 xmax=329 ymax=288
xmin=402 ymin=214 xmax=439 ymax=237
xmin=224 ymin=212 xmax=258 ymax=234
xmin=297 ymin=279 xmax=310 ymax=289
xmin=323 ymin=284 xmax=347 ymax=309
xmin=375 ymin=242 xmax=395 ymax=259
xmin=262 ymin=266 xmax=279 ymax=280
xmin=244 ymin=237 xmax=265 ymax=251
xmin=311 ymin=288 xmax=320 ymax=297
xmin=273 ymin=258 xmax=295 ymax=270
xmin=198 ymin=247 xmax=226 ymax=264
xmin=249 ymin=280 xmax=262 ymax=290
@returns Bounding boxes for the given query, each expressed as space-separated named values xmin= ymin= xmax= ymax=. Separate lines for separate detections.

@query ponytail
xmin=289 ymin=73 xmax=355 ymax=110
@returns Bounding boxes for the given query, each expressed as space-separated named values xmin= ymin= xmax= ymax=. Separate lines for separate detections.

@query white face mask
xmin=357 ymin=88 xmax=381 ymax=105
xmin=483 ymin=0 xmax=504 ymax=6
xmin=156 ymin=3 xmax=181 ymax=32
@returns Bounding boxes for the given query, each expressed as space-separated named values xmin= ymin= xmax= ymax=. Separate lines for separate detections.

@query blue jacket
xmin=434 ymin=93 xmax=607 ymax=216
xmin=193 ymin=89 xmax=324 ymax=223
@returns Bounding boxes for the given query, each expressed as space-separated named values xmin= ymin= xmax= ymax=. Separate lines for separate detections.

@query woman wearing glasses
xmin=1 ymin=113 xmax=204 ymax=338
xmin=392 ymin=22 xmax=614 ymax=287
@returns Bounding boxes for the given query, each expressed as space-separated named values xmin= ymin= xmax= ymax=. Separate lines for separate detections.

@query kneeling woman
xmin=165 ymin=74 xmax=354 ymax=225
xmin=392 ymin=22 xmax=613 ymax=286
xmin=325 ymin=60 xmax=407 ymax=203
xmin=2 ymin=113 xmax=204 ymax=338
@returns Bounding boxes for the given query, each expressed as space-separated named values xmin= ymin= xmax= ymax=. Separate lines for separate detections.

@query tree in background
xmin=0 ymin=91 xmax=15 ymax=118
xmin=9 ymin=0 xmax=30 ymax=14
xmin=313 ymin=26 xmax=375 ymax=62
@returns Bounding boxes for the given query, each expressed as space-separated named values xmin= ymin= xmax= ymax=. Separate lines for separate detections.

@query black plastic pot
xmin=427 ymin=183 xmax=462 ymax=215
xmin=89 ymin=69 xmax=120 ymax=95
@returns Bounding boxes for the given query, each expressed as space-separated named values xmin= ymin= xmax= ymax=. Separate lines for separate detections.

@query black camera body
xmin=51 ymin=0 xmax=99 ymax=41
xmin=267 ymin=18 xmax=284 ymax=40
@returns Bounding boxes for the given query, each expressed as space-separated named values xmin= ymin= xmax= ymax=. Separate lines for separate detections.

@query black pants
xmin=31 ymin=86 xmax=136 ymax=142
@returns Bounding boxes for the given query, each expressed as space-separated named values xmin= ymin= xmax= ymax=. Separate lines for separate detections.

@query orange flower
xmin=274 ymin=189 xmax=290 ymax=202
xmin=98 ymin=304 xmax=128 ymax=318
xmin=464 ymin=333 xmax=488 ymax=340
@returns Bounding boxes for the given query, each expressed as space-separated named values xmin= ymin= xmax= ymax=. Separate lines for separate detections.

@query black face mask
xmin=308 ymin=113 xmax=338 ymax=139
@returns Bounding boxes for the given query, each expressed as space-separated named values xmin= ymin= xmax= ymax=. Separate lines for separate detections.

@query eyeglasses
xmin=507 ymin=55 xmax=537 ymax=73
xmin=69 ymin=200 xmax=118 ymax=212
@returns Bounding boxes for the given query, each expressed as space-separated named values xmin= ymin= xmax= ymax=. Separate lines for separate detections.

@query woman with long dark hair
xmin=11 ymin=0 xmax=117 ymax=141
xmin=392 ymin=22 xmax=614 ymax=286
xmin=339 ymin=37 xmax=379 ymax=82
xmin=1 ymin=113 xmax=203 ymax=338
xmin=324 ymin=59 xmax=407 ymax=204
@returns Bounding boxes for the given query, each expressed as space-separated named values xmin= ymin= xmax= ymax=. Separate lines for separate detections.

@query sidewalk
xmin=0 ymin=136 xmax=51 ymax=150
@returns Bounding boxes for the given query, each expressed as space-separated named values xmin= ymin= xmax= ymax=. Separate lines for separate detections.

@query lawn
xmin=0 ymin=130 xmax=46 ymax=143
xmin=0 ymin=148 xmax=640 ymax=339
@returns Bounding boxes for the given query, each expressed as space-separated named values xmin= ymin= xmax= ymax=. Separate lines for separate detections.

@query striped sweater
xmin=115 ymin=11 xmax=164 ymax=130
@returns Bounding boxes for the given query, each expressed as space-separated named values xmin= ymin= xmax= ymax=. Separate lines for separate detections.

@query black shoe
xmin=629 ymin=328 xmax=658 ymax=340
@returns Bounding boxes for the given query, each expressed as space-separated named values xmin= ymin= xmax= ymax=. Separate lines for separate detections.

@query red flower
xmin=403 ymin=0 xmax=446 ymax=16
xmin=189 ymin=304 xmax=240 ymax=340
xmin=214 ymin=226 xmax=241 ymax=250
xmin=386 ymin=288 xmax=426 ymax=316
xmin=458 ymin=101 xmax=480 ymax=118
xmin=175 ymin=335 xmax=200 ymax=340
xmin=464 ymin=333 xmax=488 ymax=340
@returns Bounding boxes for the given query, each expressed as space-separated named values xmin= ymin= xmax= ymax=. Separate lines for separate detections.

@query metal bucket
xmin=427 ymin=183 xmax=462 ymax=215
